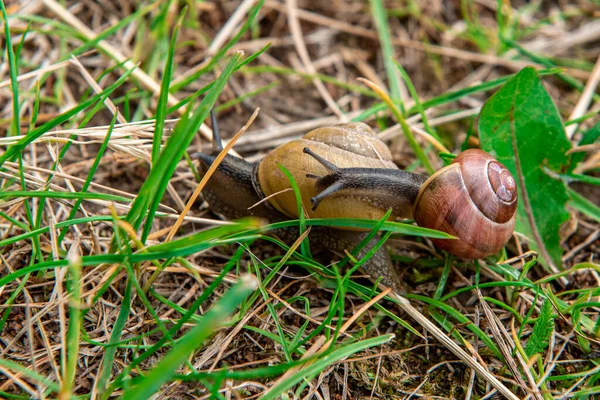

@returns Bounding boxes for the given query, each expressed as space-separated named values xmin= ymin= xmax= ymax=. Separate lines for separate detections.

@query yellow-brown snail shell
xmin=256 ymin=122 xmax=399 ymax=221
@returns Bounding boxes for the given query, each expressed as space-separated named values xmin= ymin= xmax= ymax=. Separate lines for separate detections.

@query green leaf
xmin=524 ymin=298 xmax=555 ymax=357
xmin=478 ymin=67 xmax=571 ymax=271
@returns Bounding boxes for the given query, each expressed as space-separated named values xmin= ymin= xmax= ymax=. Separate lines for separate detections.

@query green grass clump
xmin=1 ymin=0 xmax=599 ymax=399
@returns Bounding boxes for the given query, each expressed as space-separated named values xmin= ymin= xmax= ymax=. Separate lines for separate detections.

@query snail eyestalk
xmin=310 ymin=180 xmax=345 ymax=211
xmin=303 ymin=147 xmax=339 ymax=171
xmin=210 ymin=108 xmax=224 ymax=152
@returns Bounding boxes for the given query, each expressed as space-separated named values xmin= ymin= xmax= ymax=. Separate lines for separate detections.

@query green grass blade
xmin=152 ymin=8 xmax=185 ymax=164
xmin=58 ymin=253 xmax=83 ymax=398
xmin=277 ymin=163 xmax=310 ymax=257
xmin=169 ymin=0 xmax=264 ymax=93
xmin=369 ymin=0 xmax=402 ymax=104
xmin=0 ymin=358 xmax=60 ymax=393
xmin=95 ymin=278 xmax=132 ymax=395
xmin=104 ymin=248 xmax=243 ymax=396
xmin=0 ymin=216 xmax=113 ymax=247
xmin=164 ymin=43 xmax=271 ymax=115
xmin=407 ymin=293 xmax=502 ymax=358
xmin=568 ymin=187 xmax=600 ymax=223
xmin=503 ymin=38 xmax=598 ymax=102
xmin=0 ymin=191 xmax=131 ymax=203
xmin=119 ymin=275 xmax=258 ymax=399
xmin=216 ymin=81 xmax=280 ymax=112
xmin=1 ymin=0 xmax=20 ymax=137
xmin=0 ymin=65 xmax=136 ymax=167
xmin=17 ymin=153 xmax=42 ymax=263
xmin=337 ymin=209 xmax=392 ymax=270
xmin=362 ymin=78 xmax=434 ymax=174
xmin=351 ymin=68 xmax=562 ymax=123
xmin=260 ymin=218 xmax=455 ymax=239
xmin=261 ymin=334 xmax=394 ymax=400
xmin=562 ymin=173 xmax=600 ymax=187
xmin=68 ymin=3 xmax=159 ymax=59
xmin=143 ymin=218 xmax=261 ymax=253
xmin=57 ymin=113 xmax=118 ymax=245
xmin=0 ymin=274 xmax=29 ymax=334
xmin=124 ymin=52 xmax=243 ymax=242
xmin=242 ymin=65 xmax=372 ymax=98
xmin=395 ymin=61 xmax=439 ymax=140
xmin=0 ymin=233 xmax=259 ymax=289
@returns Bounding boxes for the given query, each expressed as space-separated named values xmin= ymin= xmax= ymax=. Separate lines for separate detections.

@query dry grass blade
xmin=391 ymin=293 xmax=520 ymax=400
xmin=69 ymin=56 xmax=127 ymax=124
xmin=0 ymin=120 xmax=178 ymax=160
xmin=39 ymin=0 xmax=218 ymax=145
xmin=566 ymin=55 xmax=600 ymax=139
xmin=263 ymin=287 xmax=393 ymax=396
xmin=165 ymin=108 xmax=260 ymax=241
xmin=358 ymin=77 xmax=435 ymax=173
xmin=0 ymin=59 xmax=71 ymax=89
xmin=264 ymin=0 xmax=595 ymax=80
xmin=3 ymin=1 xmax=599 ymax=398
xmin=286 ymin=0 xmax=346 ymax=121
xmin=477 ymin=290 xmax=542 ymax=399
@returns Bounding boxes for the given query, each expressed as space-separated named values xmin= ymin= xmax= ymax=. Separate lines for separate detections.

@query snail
xmin=196 ymin=114 xmax=517 ymax=291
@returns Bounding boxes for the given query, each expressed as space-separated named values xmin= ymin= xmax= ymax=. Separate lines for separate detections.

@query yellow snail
xmin=196 ymin=116 xmax=517 ymax=290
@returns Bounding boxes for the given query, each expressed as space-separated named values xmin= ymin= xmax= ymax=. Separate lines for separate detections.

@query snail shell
xmin=255 ymin=122 xmax=399 ymax=221
xmin=413 ymin=149 xmax=517 ymax=258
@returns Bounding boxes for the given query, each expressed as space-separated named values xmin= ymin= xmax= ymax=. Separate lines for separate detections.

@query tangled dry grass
xmin=1 ymin=0 xmax=599 ymax=399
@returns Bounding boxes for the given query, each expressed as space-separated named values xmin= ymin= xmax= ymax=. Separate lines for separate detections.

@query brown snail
xmin=196 ymin=115 xmax=517 ymax=290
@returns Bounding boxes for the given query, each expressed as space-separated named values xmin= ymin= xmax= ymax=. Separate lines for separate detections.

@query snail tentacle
xmin=302 ymin=147 xmax=339 ymax=171
xmin=210 ymin=109 xmax=224 ymax=152
xmin=310 ymin=180 xmax=344 ymax=210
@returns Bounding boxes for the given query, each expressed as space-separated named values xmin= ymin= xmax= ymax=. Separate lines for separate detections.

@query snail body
xmin=197 ymin=119 xmax=517 ymax=290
